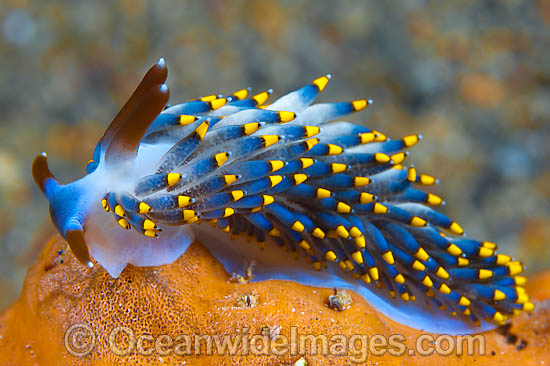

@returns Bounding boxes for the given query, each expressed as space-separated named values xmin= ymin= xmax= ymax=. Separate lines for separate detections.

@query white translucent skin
xmin=83 ymin=141 xmax=194 ymax=277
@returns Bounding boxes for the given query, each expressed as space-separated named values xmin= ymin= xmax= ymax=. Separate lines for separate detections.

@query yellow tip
xmin=355 ymin=236 xmax=366 ymax=249
xmin=514 ymin=276 xmax=526 ymax=286
xmin=327 ymin=144 xmax=343 ymax=155
xmin=482 ymin=241 xmax=497 ymax=249
xmin=178 ymin=195 xmax=192 ymax=207
xmin=373 ymin=203 xmax=388 ymax=214
xmin=269 ymin=160 xmax=285 ymax=172
xmin=200 ymin=94 xmax=217 ymax=102
xmin=349 ymin=226 xmax=362 ymax=238
xmin=449 ymin=222 xmax=464 ymax=235
xmin=407 ymin=167 xmax=417 ymax=182
xmin=253 ymin=91 xmax=270 ymax=106
xmin=336 ymin=225 xmax=350 ymax=238
xmin=426 ymin=193 xmax=443 ymax=205
xmin=422 ymin=275 xmax=433 ymax=288
xmin=382 ymin=250 xmax=395 ymax=265
xmin=331 ymin=163 xmax=347 ymax=173
xmin=224 ymin=175 xmax=238 ymax=185
xmin=351 ymin=251 xmax=363 ymax=264
xmin=299 ymin=240 xmax=311 ymax=250
xmin=118 ymin=218 xmax=129 ymax=230
xmin=479 ymin=269 xmax=493 ymax=280
xmin=478 ymin=247 xmax=493 ymax=258
xmin=359 ymin=192 xmax=375 ymax=204
xmin=143 ymin=219 xmax=156 ymax=230
xmin=336 ymin=202 xmax=351 ymax=213
xmin=412 ymin=260 xmax=426 ymax=271
xmin=394 ymin=274 xmax=405 ymax=284
xmin=316 ymin=188 xmax=332 ymax=198
xmin=410 ymin=216 xmax=427 ymax=227
xmin=294 ymin=173 xmax=308 ymax=185
xmin=243 ymin=122 xmax=261 ymax=135
xmin=436 ymin=266 xmax=450 ymax=279
xmin=304 ymin=126 xmax=321 ymax=137
xmin=325 ymin=250 xmax=337 ymax=261
xmin=262 ymin=195 xmax=274 ymax=205
xmin=232 ymin=88 xmax=249 ymax=100
xmin=523 ymin=302 xmax=535 ymax=312
xmin=402 ymin=134 xmax=420 ymax=147
xmin=369 ymin=267 xmax=379 ymax=281
xmin=166 ymin=173 xmax=183 ymax=188
xmin=278 ymin=111 xmax=296 ymax=123
xmin=372 ymin=130 xmax=387 ymax=142
xmin=507 ymin=261 xmax=523 ymax=276
xmin=291 ymin=221 xmax=305 ymax=232
xmin=305 ymin=138 xmax=320 ymax=150
xmin=138 ymin=202 xmax=151 ymax=214
xmin=374 ymin=153 xmax=391 ymax=163
xmin=493 ymin=290 xmax=506 ymax=301
xmin=439 ymin=283 xmax=451 ymax=294
xmin=114 ymin=205 xmax=125 ymax=217
xmin=214 ymin=152 xmax=229 ymax=166
xmin=419 ymin=174 xmax=437 ymax=185
xmin=492 ymin=311 xmax=505 ymax=324
xmin=182 ymin=210 xmax=196 ymax=221
xmin=231 ymin=190 xmax=244 ymax=201
xmin=209 ymin=98 xmax=227 ymax=110
xmin=312 ymin=75 xmax=330 ymax=91
xmin=179 ymin=115 xmax=197 ymax=125
xmin=300 ymin=158 xmax=314 ymax=169
xmin=446 ymin=243 xmax=463 ymax=256
xmin=261 ymin=135 xmax=280 ymax=148
xmin=359 ymin=132 xmax=376 ymax=144
xmin=144 ymin=230 xmax=157 ymax=238
xmin=354 ymin=177 xmax=371 ymax=187
xmin=415 ymin=247 xmax=430 ymax=261
xmin=390 ymin=152 xmax=407 ymax=164
xmin=269 ymin=175 xmax=283 ymax=187
xmin=195 ymin=121 xmax=209 ymax=139
xmin=223 ymin=208 xmax=235 ymax=217
xmin=312 ymin=227 xmax=325 ymax=239
xmin=351 ymin=99 xmax=368 ymax=111
xmin=496 ymin=254 xmax=511 ymax=265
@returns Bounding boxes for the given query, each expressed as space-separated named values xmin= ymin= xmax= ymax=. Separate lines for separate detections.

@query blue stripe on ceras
xmin=223 ymin=161 xmax=275 ymax=182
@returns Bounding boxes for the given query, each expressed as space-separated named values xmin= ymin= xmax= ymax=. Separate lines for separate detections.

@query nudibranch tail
xmin=33 ymin=59 xmax=533 ymax=333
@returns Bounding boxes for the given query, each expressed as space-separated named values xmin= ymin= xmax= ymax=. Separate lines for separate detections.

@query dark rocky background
xmin=0 ymin=0 xmax=548 ymax=309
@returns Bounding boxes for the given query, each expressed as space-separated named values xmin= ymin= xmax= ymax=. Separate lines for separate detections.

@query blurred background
xmin=0 ymin=0 xmax=548 ymax=310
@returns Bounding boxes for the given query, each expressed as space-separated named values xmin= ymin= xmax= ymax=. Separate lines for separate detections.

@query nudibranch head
xmin=32 ymin=59 xmax=533 ymax=333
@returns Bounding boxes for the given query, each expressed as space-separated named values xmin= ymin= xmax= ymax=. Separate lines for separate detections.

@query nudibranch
xmin=32 ymin=59 xmax=533 ymax=333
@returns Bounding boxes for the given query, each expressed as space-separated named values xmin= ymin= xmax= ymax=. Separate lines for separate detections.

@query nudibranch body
xmin=33 ymin=59 xmax=533 ymax=333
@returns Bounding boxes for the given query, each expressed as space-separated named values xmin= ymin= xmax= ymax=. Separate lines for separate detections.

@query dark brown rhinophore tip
xmin=65 ymin=229 xmax=93 ymax=268
xmin=99 ymin=58 xmax=168 ymax=151
xmin=32 ymin=152 xmax=58 ymax=194
xmin=104 ymin=83 xmax=170 ymax=165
